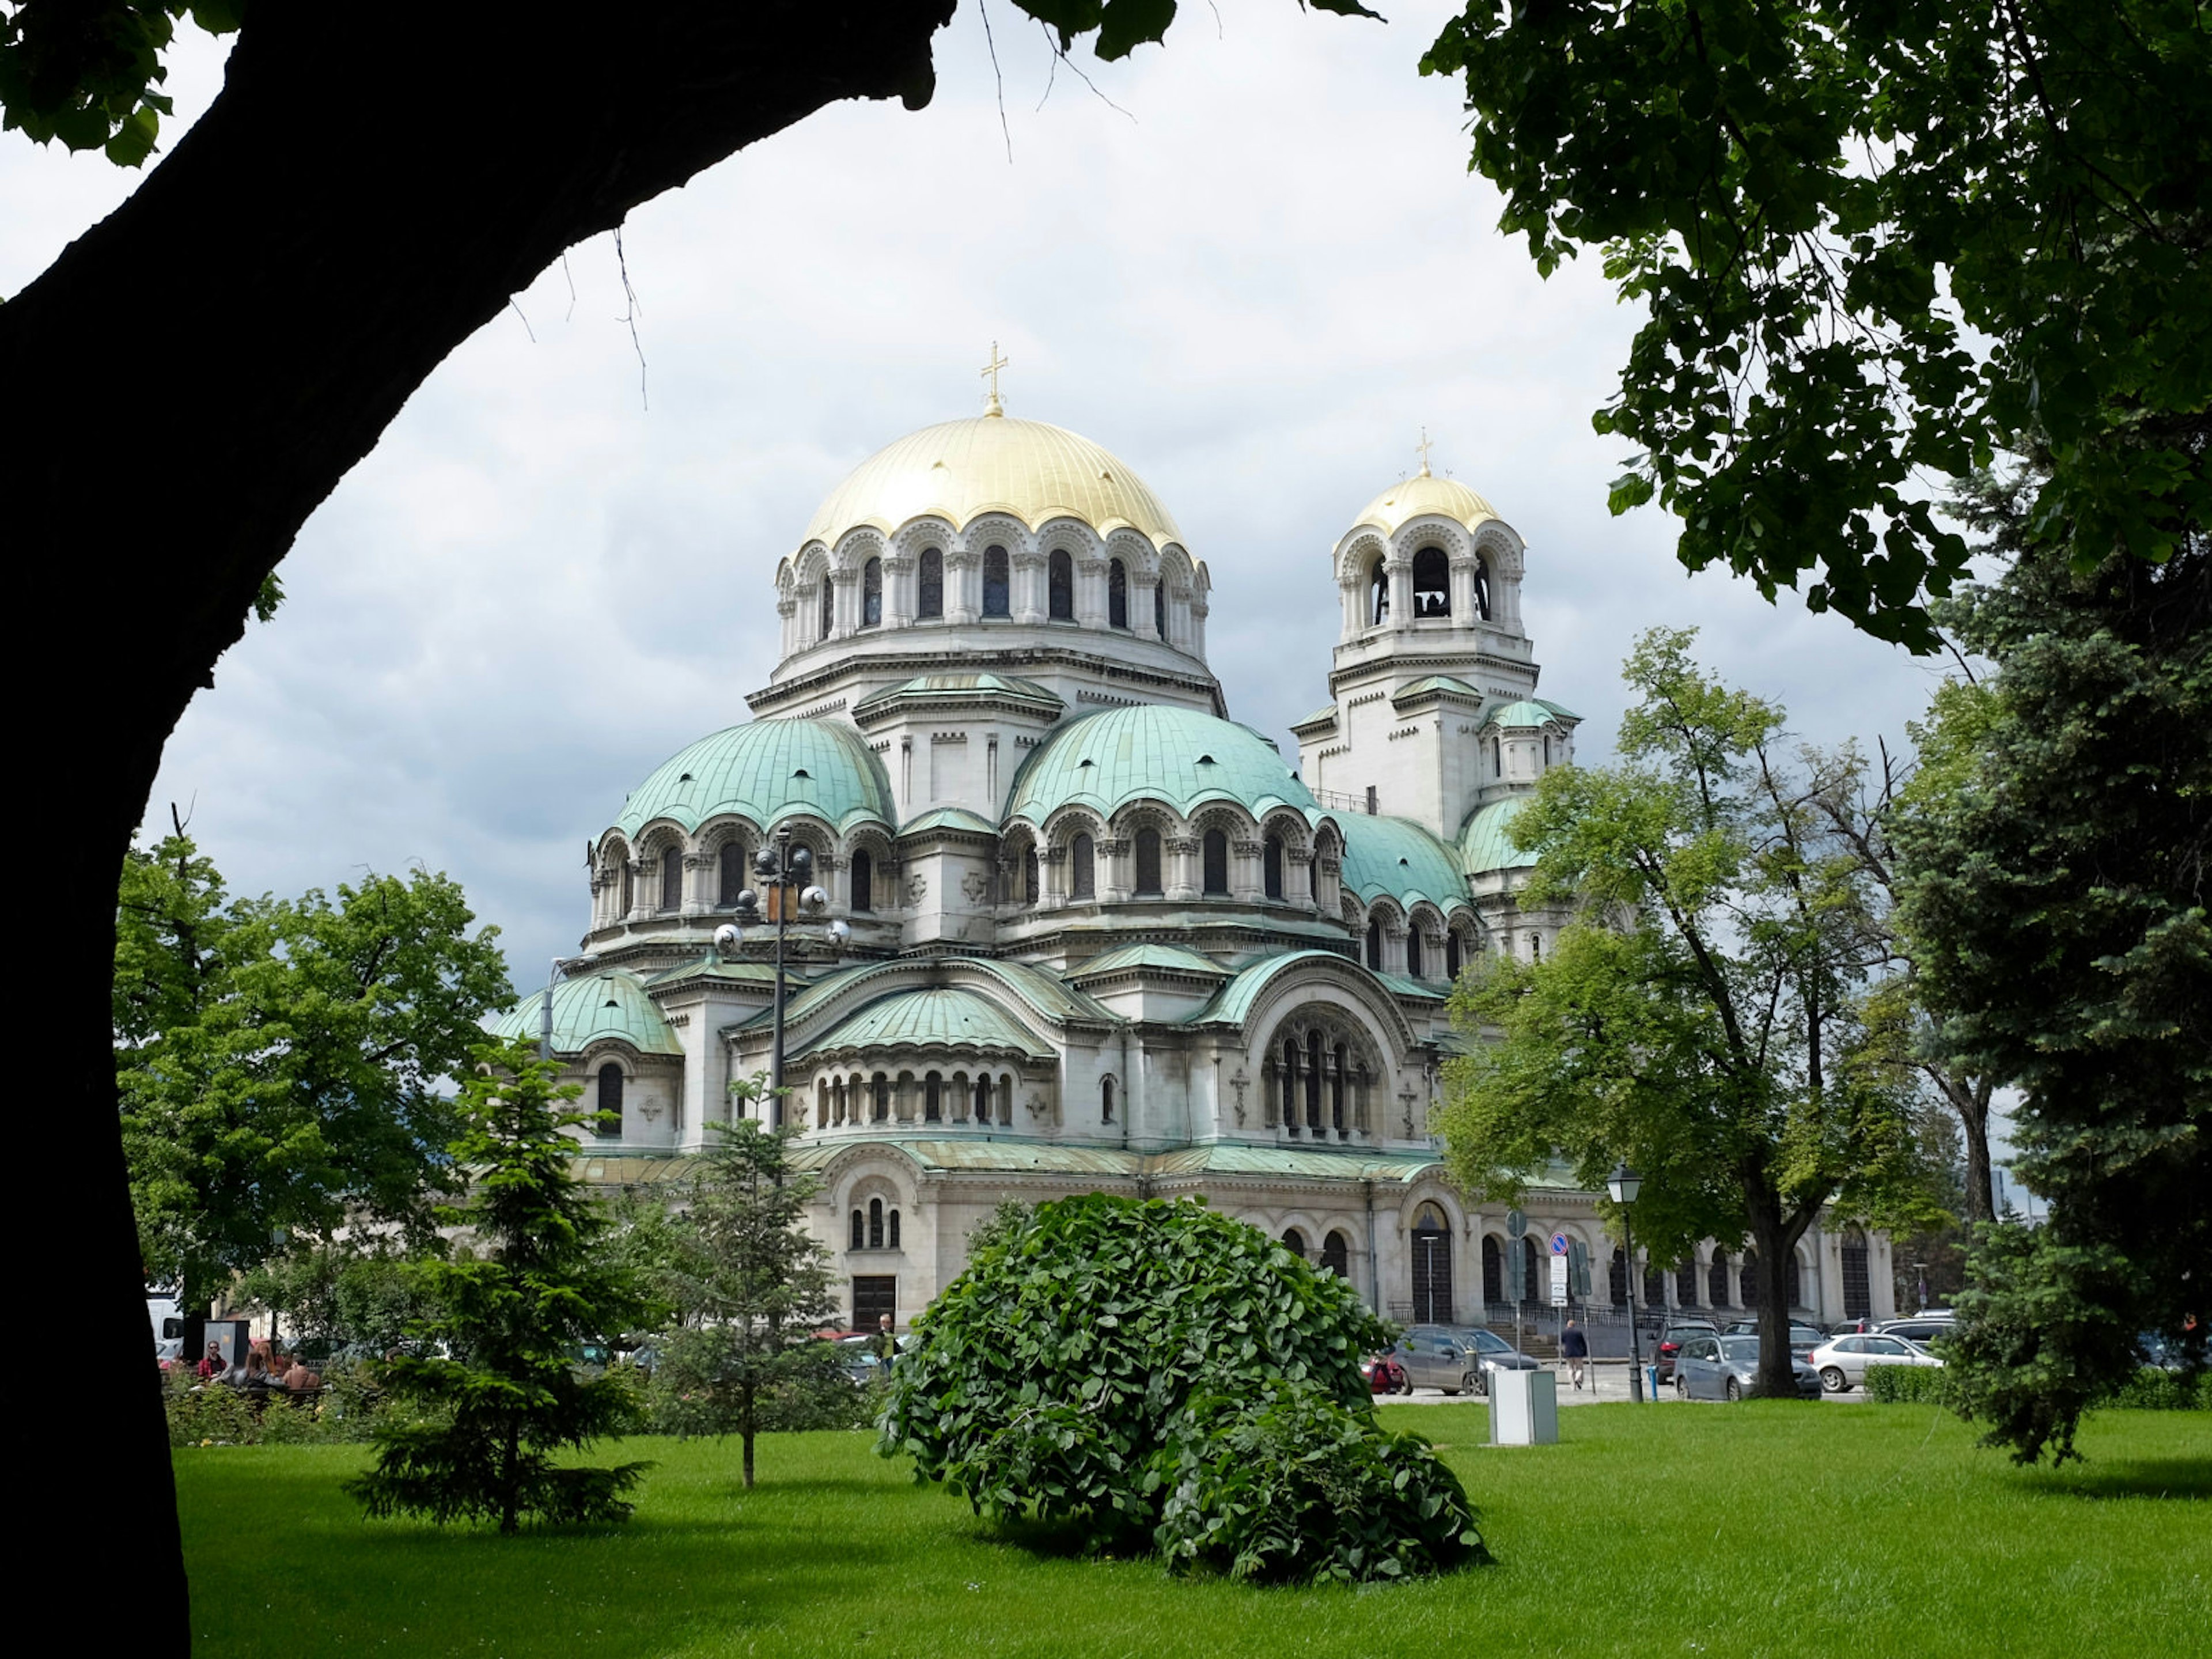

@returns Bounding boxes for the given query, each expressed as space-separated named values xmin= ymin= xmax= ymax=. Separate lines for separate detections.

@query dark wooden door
xmin=851 ymin=1275 xmax=896 ymax=1332
xmin=1411 ymin=1227 xmax=1452 ymax=1325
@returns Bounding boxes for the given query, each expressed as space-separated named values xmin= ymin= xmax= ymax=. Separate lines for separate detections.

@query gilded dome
xmin=1353 ymin=471 xmax=1500 ymax=538
xmin=802 ymin=415 xmax=1183 ymax=548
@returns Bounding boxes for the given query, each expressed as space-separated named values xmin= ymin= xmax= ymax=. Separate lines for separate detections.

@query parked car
xmin=1653 ymin=1319 xmax=1719 ymax=1383
xmin=1393 ymin=1325 xmax=1543 ymax=1396
xmin=1806 ymin=1332 xmax=1944 ymax=1393
xmin=1721 ymin=1319 xmax=1828 ymax=1358
xmin=1827 ymin=1316 xmax=1878 ymax=1336
xmin=1877 ymin=1315 xmax=1957 ymax=1347
xmin=1362 ymin=1353 xmax=1411 ymax=1395
xmin=1672 ymin=1334 xmax=1823 ymax=1400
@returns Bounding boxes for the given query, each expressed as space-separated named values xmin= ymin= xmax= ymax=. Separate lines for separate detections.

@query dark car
xmin=1673 ymin=1334 xmax=1824 ymax=1401
xmin=1393 ymin=1325 xmax=1543 ymax=1396
xmin=1653 ymin=1319 xmax=1719 ymax=1383
xmin=1721 ymin=1319 xmax=1828 ymax=1358
xmin=1877 ymin=1315 xmax=1957 ymax=1347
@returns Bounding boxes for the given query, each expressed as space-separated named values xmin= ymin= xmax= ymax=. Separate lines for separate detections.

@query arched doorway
xmin=1842 ymin=1228 xmax=1871 ymax=1319
xmin=1410 ymin=1202 xmax=1452 ymax=1324
xmin=1481 ymin=1234 xmax=1503 ymax=1306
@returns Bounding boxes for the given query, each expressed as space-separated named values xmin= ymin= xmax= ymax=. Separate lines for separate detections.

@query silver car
xmin=1672 ymin=1333 xmax=1823 ymax=1400
xmin=1807 ymin=1332 xmax=1945 ymax=1393
xmin=1393 ymin=1325 xmax=1542 ymax=1396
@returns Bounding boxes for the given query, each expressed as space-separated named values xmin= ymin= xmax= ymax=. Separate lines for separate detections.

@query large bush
xmin=880 ymin=1194 xmax=1480 ymax=1581
xmin=1865 ymin=1364 xmax=1959 ymax=1405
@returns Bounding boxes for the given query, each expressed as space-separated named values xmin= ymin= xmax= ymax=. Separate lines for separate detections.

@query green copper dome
xmin=614 ymin=719 xmax=895 ymax=840
xmin=1460 ymin=794 xmax=1536 ymax=874
xmin=493 ymin=969 xmax=681 ymax=1057
xmin=1336 ymin=813 xmax=1470 ymax=912
xmin=1003 ymin=705 xmax=1316 ymax=825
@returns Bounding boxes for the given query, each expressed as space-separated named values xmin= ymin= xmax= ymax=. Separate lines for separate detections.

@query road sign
xmin=1506 ymin=1209 xmax=1527 ymax=1241
xmin=1549 ymin=1255 xmax=1569 ymax=1307
xmin=1550 ymin=1230 xmax=1569 ymax=1256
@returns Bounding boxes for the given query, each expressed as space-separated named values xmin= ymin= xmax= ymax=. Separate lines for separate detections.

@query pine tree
xmin=347 ymin=1039 xmax=647 ymax=1532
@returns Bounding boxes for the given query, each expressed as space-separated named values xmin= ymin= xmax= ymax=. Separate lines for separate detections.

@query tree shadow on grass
xmin=2015 ymin=1459 xmax=2212 ymax=1501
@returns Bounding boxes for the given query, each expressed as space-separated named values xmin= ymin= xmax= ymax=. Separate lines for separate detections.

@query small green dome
xmin=1461 ymin=794 xmax=1535 ymax=874
xmin=1336 ymin=813 xmax=1469 ymax=912
xmin=493 ymin=969 xmax=681 ymax=1057
xmin=1003 ymin=705 xmax=1316 ymax=825
xmin=1485 ymin=698 xmax=1578 ymax=729
xmin=613 ymin=719 xmax=895 ymax=841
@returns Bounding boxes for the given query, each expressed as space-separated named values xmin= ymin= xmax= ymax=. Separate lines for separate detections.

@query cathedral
xmin=497 ymin=388 xmax=1895 ymax=1335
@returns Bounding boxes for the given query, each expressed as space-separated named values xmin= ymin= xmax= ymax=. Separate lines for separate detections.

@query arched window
xmin=1154 ymin=579 xmax=1166 ymax=639
xmin=1366 ymin=917 xmax=1382 ymax=970
xmin=888 ymin=1209 xmax=901 ymax=1249
xmin=1474 ymin=554 xmax=1493 ymax=621
xmin=868 ymin=1198 xmax=884 ymax=1250
xmin=850 ymin=849 xmax=873 ymax=914
xmin=1202 ymin=829 xmax=1229 ymax=895
xmin=1263 ymin=835 xmax=1284 ymax=899
xmin=861 ymin=556 xmax=882 ymax=627
xmin=818 ymin=578 xmax=834 ymax=641
xmin=975 ymin=1075 xmax=991 ymax=1120
xmin=1108 ymin=559 xmax=1129 ymax=628
xmin=618 ymin=857 xmax=632 ymax=917
xmin=924 ymin=1072 xmax=942 ymax=1123
xmin=850 ymin=1209 xmax=864 ymax=1249
xmin=872 ymin=1073 xmax=889 ymax=1123
xmin=1411 ymin=1203 xmax=1452 ymax=1324
xmin=1482 ymin=1235 xmax=1503 ymax=1305
xmin=719 ymin=841 xmax=745 ymax=907
xmin=1490 ymin=736 xmax=1502 ymax=777
xmin=1048 ymin=549 xmax=1074 ymax=619
xmin=1530 ymin=933 xmax=1543 ymax=963
xmin=918 ymin=547 xmax=944 ymax=619
xmin=1305 ymin=1030 xmax=1323 ymax=1131
xmin=1709 ymin=1252 xmax=1732 ymax=1309
xmin=1321 ymin=1231 xmax=1350 ymax=1276
xmin=1842 ymin=1228 xmax=1872 ymax=1319
xmin=982 ymin=544 xmax=1010 ymax=616
xmin=1369 ymin=559 xmax=1389 ymax=625
xmin=1406 ymin=929 xmax=1423 ymax=978
xmin=1330 ymin=1043 xmax=1346 ymax=1133
xmin=1412 ymin=546 xmax=1450 ymax=618
xmin=1281 ymin=1228 xmax=1307 ymax=1259
xmin=1070 ymin=833 xmax=1095 ymax=899
xmin=1445 ymin=931 xmax=1461 ymax=980
xmin=660 ymin=846 xmax=683 ymax=912
xmin=1135 ymin=828 xmax=1163 ymax=896
xmin=1024 ymin=846 xmax=1040 ymax=906
xmin=595 ymin=1064 xmax=623 ymax=1139
xmin=1101 ymin=1076 xmax=1116 ymax=1124
xmin=1281 ymin=1039 xmax=1298 ymax=1127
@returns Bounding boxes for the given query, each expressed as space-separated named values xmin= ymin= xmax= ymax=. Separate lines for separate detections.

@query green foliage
xmin=880 ymin=1194 xmax=1419 ymax=1575
xmin=1863 ymin=1363 xmax=1958 ymax=1407
xmin=346 ymin=1040 xmax=648 ymax=1532
xmin=0 ymin=1 xmax=240 ymax=164
xmin=645 ymin=1090 xmax=843 ymax=1485
xmin=1439 ymin=630 xmax=1945 ymax=1393
xmin=2103 ymin=1369 xmax=2210 ymax=1412
xmin=1892 ymin=489 xmax=2210 ymax=1461
xmin=1154 ymin=1378 xmax=1483 ymax=1583
xmin=238 ymin=1243 xmax=441 ymax=1361
xmin=1012 ymin=0 xmax=1379 ymax=64
xmin=115 ymin=829 xmax=512 ymax=1305
xmin=1421 ymin=0 xmax=2211 ymax=649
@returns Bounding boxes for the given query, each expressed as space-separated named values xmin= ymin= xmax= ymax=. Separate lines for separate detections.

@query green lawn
xmin=177 ymin=1403 xmax=2209 ymax=1658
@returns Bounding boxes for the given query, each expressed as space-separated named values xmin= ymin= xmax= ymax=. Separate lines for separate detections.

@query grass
xmin=177 ymin=1402 xmax=2209 ymax=1658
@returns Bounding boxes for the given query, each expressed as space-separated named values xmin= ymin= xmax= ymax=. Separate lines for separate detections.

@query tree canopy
xmin=1421 ymin=0 xmax=2211 ymax=650
xmin=1437 ymin=630 xmax=1945 ymax=1392
xmin=116 ymin=827 xmax=512 ymax=1305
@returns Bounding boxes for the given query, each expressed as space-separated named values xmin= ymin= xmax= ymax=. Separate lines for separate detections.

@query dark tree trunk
xmin=7 ymin=5 xmax=952 ymax=1647
xmin=1741 ymin=1169 xmax=1801 ymax=1398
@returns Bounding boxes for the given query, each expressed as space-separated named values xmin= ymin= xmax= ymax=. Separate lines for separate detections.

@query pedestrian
xmin=196 ymin=1340 xmax=224 ymax=1381
xmin=282 ymin=1354 xmax=320 ymax=1395
xmin=873 ymin=1312 xmax=897 ymax=1368
xmin=1560 ymin=1318 xmax=1589 ymax=1391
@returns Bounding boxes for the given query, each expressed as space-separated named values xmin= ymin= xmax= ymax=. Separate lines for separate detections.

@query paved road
xmin=1373 ymin=1361 xmax=1863 ymax=1407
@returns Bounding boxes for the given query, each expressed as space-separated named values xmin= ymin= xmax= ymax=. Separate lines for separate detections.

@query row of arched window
xmin=815 ymin=549 xmax=1166 ymax=642
xmin=1367 ymin=548 xmax=1493 ymax=626
xmin=620 ymin=840 xmax=877 ymax=920
xmin=1364 ymin=918 xmax=1467 ymax=980
xmin=1281 ymin=1227 xmax=1351 ymax=1277
xmin=849 ymin=1198 xmax=901 ymax=1250
xmin=813 ymin=1068 xmax=1016 ymax=1129
xmin=1023 ymin=829 xmax=1293 ymax=904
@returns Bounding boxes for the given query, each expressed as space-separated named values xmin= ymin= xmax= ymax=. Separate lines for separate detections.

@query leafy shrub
xmin=882 ymin=1195 xmax=1475 ymax=1582
xmin=164 ymin=1373 xmax=264 ymax=1447
xmin=1154 ymin=1380 xmax=1484 ymax=1583
xmin=256 ymin=1394 xmax=329 ymax=1444
xmin=1864 ymin=1363 xmax=1957 ymax=1405
xmin=2101 ymin=1368 xmax=2209 ymax=1411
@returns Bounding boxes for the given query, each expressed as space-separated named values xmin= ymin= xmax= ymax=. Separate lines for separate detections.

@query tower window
xmin=862 ymin=556 xmax=882 ymax=627
xmin=1446 ymin=931 xmax=1461 ymax=980
xmin=818 ymin=579 xmax=834 ymax=641
xmin=983 ymin=544 xmax=1010 ymax=617
xmin=850 ymin=849 xmax=873 ymax=913
xmin=925 ymin=1073 xmax=942 ymax=1122
xmin=1475 ymin=554 xmax=1493 ymax=622
xmin=869 ymin=1198 xmax=884 ymax=1250
xmin=1407 ymin=929 xmax=1423 ymax=978
xmin=850 ymin=1209 xmax=863 ymax=1249
xmin=719 ymin=840 xmax=745 ymax=906
xmin=1108 ymin=559 xmax=1129 ymax=629
xmin=660 ymin=846 xmax=683 ymax=912
xmin=1070 ymin=833 xmax=1095 ymax=899
xmin=1135 ymin=828 xmax=1163 ymax=896
xmin=1369 ymin=559 xmax=1389 ymax=625
xmin=1024 ymin=846 xmax=1040 ymax=906
xmin=1048 ymin=549 xmax=1074 ymax=620
xmin=918 ymin=547 xmax=944 ymax=619
xmin=1101 ymin=1077 xmax=1116 ymax=1124
xmin=1366 ymin=918 xmax=1382 ymax=970
xmin=1263 ymin=834 xmax=1284 ymax=900
xmin=1154 ymin=579 xmax=1166 ymax=638
xmin=1412 ymin=546 xmax=1450 ymax=618
xmin=1202 ymin=829 xmax=1229 ymax=895
xmin=596 ymin=1064 xmax=624 ymax=1139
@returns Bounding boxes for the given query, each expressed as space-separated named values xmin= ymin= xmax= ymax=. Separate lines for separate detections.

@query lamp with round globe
xmin=710 ymin=827 xmax=850 ymax=1126
xmin=1607 ymin=1163 xmax=1646 ymax=1402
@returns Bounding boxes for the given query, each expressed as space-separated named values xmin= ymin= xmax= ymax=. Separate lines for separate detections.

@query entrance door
xmin=851 ymin=1275 xmax=896 ymax=1332
xmin=1410 ymin=1204 xmax=1452 ymax=1324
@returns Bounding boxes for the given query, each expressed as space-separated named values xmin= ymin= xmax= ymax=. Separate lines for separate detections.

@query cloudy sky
xmin=11 ymin=2 xmax=1957 ymax=998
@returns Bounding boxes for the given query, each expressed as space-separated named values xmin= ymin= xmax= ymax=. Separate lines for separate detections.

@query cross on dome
xmin=1415 ymin=427 xmax=1435 ymax=478
xmin=982 ymin=342 xmax=1010 ymax=418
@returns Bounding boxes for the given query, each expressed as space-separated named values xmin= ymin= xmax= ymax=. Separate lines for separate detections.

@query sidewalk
xmin=1373 ymin=1360 xmax=1862 ymax=1407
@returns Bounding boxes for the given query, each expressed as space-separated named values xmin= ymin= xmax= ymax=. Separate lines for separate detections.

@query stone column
xmin=1230 ymin=839 xmax=1264 ymax=902
xmin=1286 ymin=842 xmax=1314 ymax=910
xmin=1190 ymin=589 xmax=1209 ymax=657
xmin=1385 ymin=559 xmax=1412 ymax=632
xmin=681 ymin=853 xmax=710 ymax=917
xmin=1166 ymin=836 xmax=1199 ymax=902
xmin=1013 ymin=550 xmax=1046 ymax=624
xmin=946 ymin=550 xmax=980 ymax=623
xmin=1135 ymin=576 xmax=1161 ymax=640
xmin=1040 ymin=846 xmax=1067 ymax=909
xmin=1099 ymin=837 xmax=1131 ymax=903
xmin=831 ymin=566 xmax=859 ymax=639
xmin=1076 ymin=556 xmax=1108 ymax=627
xmin=885 ymin=555 xmax=914 ymax=626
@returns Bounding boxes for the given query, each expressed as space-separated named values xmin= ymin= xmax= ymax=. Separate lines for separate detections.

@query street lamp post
xmin=714 ymin=826 xmax=849 ymax=1127
xmin=1608 ymin=1163 xmax=1645 ymax=1403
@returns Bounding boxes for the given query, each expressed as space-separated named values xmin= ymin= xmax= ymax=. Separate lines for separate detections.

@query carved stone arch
xmin=1243 ymin=954 xmax=1422 ymax=1058
xmin=1188 ymin=800 xmax=1257 ymax=842
xmin=576 ymin=1036 xmax=647 ymax=1078
xmin=1341 ymin=893 xmax=1366 ymax=930
xmin=1472 ymin=520 xmax=1525 ymax=577
xmin=1157 ymin=543 xmax=1195 ymax=596
xmin=1035 ymin=517 xmax=1101 ymax=566
xmin=1110 ymin=799 xmax=1180 ymax=840
xmin=1258 ymin=806 xmax=1312 ymax=855
xmin=695 ymin=815 xmax=756 ymax=857
xmin=1389 ymin=517 xmax=1472 ymax=565
xmin=1365 ymin=895 xmax=1407 ymax=935
xmin=831 ymin=526 xmax=888 ymax=576
xmin=632 ymin=819 xmax=690 ymax=863
xmin=594 ymin=828 xmax=634 ymax=872
xmin=774 ymin=555 xmax=796 ymax=594
xmin=1041 ymin=804 xmax=1107 ymax=850
xmin=1336 ymin=531 xmax=1389 ymax=588
xmin=792 ymin=544 xmax=832 ymax=587
xmin=1103 ymin=527 xmax=1158 ymax=581
xmin=1406 ymin=900 xmax=1448 ymax=943
xmin=1310 ymin=817 xmax=1344 ymax=861
xmin=889 ymin=516 xmax=959 ymax=563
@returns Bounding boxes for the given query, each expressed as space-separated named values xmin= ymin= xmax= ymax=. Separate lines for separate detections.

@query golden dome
xmin=802 ymin=415 xmax=1183 ymax=549
xmin=1354 ymin=470 xmax=1501 ymax=538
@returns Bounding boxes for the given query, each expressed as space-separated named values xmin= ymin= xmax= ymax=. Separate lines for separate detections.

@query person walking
xmin=1560 ymin=1318 xmax=1589 ymax=1391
